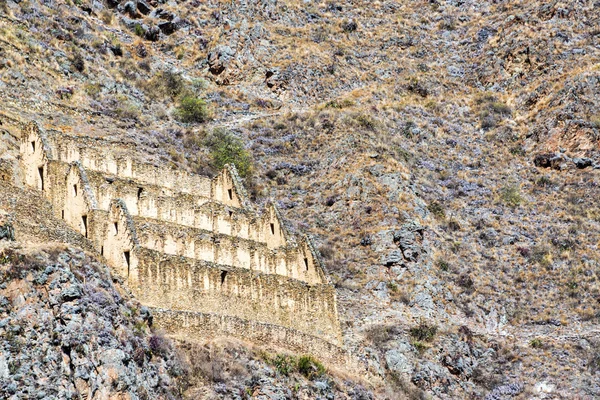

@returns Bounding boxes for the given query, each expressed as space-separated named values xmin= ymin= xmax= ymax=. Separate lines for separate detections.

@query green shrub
xmin=411 ymin=340 xmax=429 ymax=354
xmin=205 ymin=129 xmax=252 ymax=177
xmin=174 ymin=96 xmax=209 ymax=123
xmin=114 ymin=99 xmax=140 ymax=120
xmin=265 ymin=353 xmax=324 ymax=379
xmin=530 ymin=338 xmax=543 ymax=349
xmin=427 ymin=201 xmax=445 ymax=219
xmin=325 ymin=98 xmax=354 ymax=109
xmin=409 ymin=321 xmax=437 ymax=342
xmin=161 ymin=71 xmax=187 ymax=98
xmin=353 ymin=113 xmax=377 ymax=131
xmin=297 ymin=355 xmax=325 ymax=379
xmin=134 ymin=24 xmax=145 ymax=37
xmin=500 ymin=185 xmax=523 ymax=207
xmin=272 ymin=354 xmax=296 ymax=376
xmin=436 ymin=259 xmax=450 ymax=272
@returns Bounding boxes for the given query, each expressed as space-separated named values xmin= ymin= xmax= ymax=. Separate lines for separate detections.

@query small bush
xmin=162 ymin=71 xmax=187 ymax=98
xmin=325 ymin=98 xmax=354 ymax=109
xmin=536 ymin=175 xmax=553 ymax=187
xmin=205 ymin=129 xmax=252 ymax=177
xmin=409 ymin=321 xmax=437 ymax=342
xmin=427 ymin=201 xmax=445 ymax=219
xmin=500 ymin=185 xmax=523 ymax=207
xmin=134 ymin=24 xmax=146 ymax=37
xmin=114 ymin=101 xmax=140 ymax=120
xmin=71 ymin=53 xmax=85 ymax=72
xmin=412 ymin=340 xmax=429 ymax=354
xmin=354 ymin=114 xmax=378 ymax=131
xmin=297 ymin=355 xmax=325 ymax=379
xmin=476 ymin=93 xmax=512 ymax=130
xmin=490 ymin=102 xmax=512 ymax=116
xmin=265 ymin=353 xmax=324 ymax=379
xmin=365 ymin=324 xmax=397 ymax=346
xmin=529 ymin=245 xmax=552 ymax=267
xmin=174 ymin=96 xmax=209 ymax=123
xmin=272 ymin=354 xmax=296 ymax=376
xmin=84 ymin=83 xmax=101 ymax=98
xmin=530 ymin=338 xmax=543 ymax=349
xmin=457 ymin=274 xmax=474 ymax=291
xmin=436 ymin=259 xmax=450 ymax=272
xmin=149 ymin=333 xmax=170 ymax=357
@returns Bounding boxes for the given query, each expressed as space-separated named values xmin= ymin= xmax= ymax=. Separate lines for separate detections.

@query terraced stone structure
xmin=20 ymin=121 xmax=344 ymax=362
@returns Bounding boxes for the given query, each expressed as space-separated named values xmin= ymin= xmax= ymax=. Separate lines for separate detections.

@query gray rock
xmin=208 ymin=45 xmax=235 ymax=75
xmin=158 ymin=21 xmax=176 ymax=35
xmin=412 ymin=361 xmax=450 ymax=386
xmin=484 ymin=382 xmax=524 ymax=400
xmin=0 ymin=223 xmax=15 ymax=241
xmin=384 ymin=250 xmax=404 ymax=267
xmin=385 ymin=348 xmax=413 ymax=374
xmin=137 ymin=0 xmax=152 ymax=14
xmin=392 ymin=222 xmax=425 ymax=262
xmin=60 ymin=285 xmax=82 ymax=302
xmin=573 ymin=157 xmax=593 ymax=169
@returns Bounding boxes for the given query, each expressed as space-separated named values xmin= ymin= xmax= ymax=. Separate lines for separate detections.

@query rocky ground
xmin=0 ymin=244 xmax=185 ymax=399
xmin=1 ymin=0 xmax=600 ymax=398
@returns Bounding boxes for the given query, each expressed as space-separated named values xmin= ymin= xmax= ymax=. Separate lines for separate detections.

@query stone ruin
xmin=19 ymin=121 xmax=346 ymax=364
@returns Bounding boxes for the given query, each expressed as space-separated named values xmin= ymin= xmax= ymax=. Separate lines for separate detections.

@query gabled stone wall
xmin=19 ymin=121 xmax=344 ymax=360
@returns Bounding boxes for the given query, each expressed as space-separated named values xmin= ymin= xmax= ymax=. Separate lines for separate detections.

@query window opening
xmin=270 ymin=223 xmax=275 ymax=235
xmin=113 ymin=222 xmax=119 ymax=235
xmin=124 ymin=251 xmax=131 ymax=276
xmin=82 ymin=215 xmax=88 ymax=238
xmin=38 ymin=167 xmax=44 ymax=191
xmin=304 ymin=258 xmax=309 ymax=271
xmin=137 ymin=187 xmax=143 ymax=200
xmin=73 ymin=184 xmax=77 ymax=197
xmin=220 ymin=270 xmax=227 ymax=285
xmin=31 ymin=141 xmax=35 ymax=152
xmin=227 ymin=188 xmax=233 ymax=200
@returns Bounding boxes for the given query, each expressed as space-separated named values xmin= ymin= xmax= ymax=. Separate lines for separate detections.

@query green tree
xmin=206 ymin=129 xmax=252 ymax=177
xmin=174 ymin=96 xmax=209 ymax=123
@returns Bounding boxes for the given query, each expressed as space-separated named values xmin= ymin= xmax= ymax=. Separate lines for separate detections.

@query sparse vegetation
xmin=173 ymin=96 xmax=209 ymax=123
xmin=3 ymin=0 xmax=600 ymax=397
xmin=205 ymin=128 xmax=252 ymax=177
xmin=530 ymin=338 xmax=544 ymax=349
xmin=500 ymin=185 xmax=523 ymax=207
xmin=409 ymin=321 xmax=438 ymax=342
xmin=263 ymin=353 xmax=325 ymax=380
xmin=427 ymin=200 xmax=445 ymax=219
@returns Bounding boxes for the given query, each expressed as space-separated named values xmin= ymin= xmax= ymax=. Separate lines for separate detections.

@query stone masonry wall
xmin=18 ymin=121 xmax=344 ymax=358
xmin=153 ymin=310 xmax=349 ymax=366
xmin=134 ymin=248 xmax=341 ymax=343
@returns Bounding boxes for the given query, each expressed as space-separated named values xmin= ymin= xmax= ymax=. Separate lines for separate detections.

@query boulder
xmin=144 ymin=26 xmax=160 ymax=41
xmin=137 ymin=0 xmax=152 ymax=15
xmin=573 ymin=157 xmax=593 ymax=169
xmin=158 ymin=21 xmax=175 ymax=35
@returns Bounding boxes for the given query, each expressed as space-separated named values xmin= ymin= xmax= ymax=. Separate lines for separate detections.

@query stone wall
xmin=18 ymin=120 xmax=344 ymax=358
xmin=152 ymin=309 xmax=349 ymax=367
xmin=50 ymin=133 xmax=214 ymax=197
xmin=134 ymin=248 xmax=341 ymax=343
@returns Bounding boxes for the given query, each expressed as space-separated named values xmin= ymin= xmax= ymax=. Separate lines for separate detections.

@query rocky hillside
xmin=1 ymin=0 xmax=600 ymax=398
xmin=0 ymin=244 xmax=185 ymax=399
